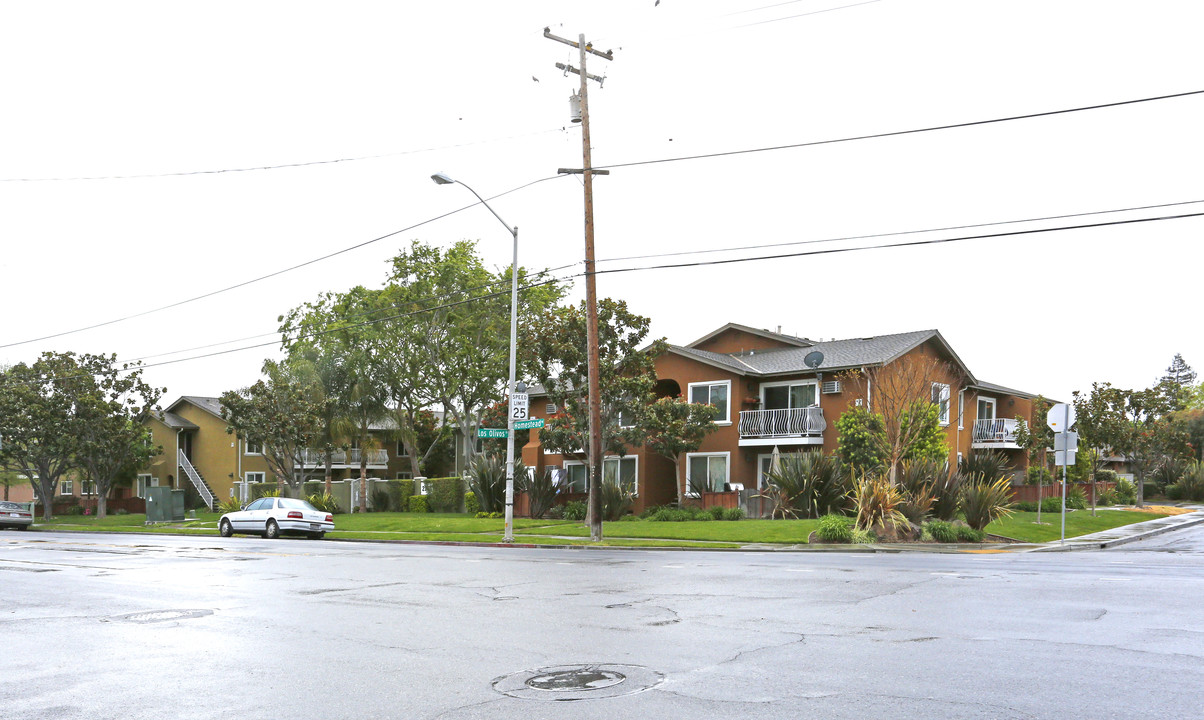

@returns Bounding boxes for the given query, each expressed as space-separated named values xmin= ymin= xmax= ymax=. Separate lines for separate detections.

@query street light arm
xmin=453 ymin=180 xmax=517 ymax=238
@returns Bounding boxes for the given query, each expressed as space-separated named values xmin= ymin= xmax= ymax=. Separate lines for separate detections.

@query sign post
xmin=1047 ymin=403 xmax=1077 ymax=545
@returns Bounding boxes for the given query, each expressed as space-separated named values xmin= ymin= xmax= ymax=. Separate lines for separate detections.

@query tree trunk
xmin=97 ymin=490 xmax=108 ymax=520
xmin=324 ymin=454 xmax=332 ymax=495
xmin=1089 ymin=470 xmax=1097 ymax=517
xmin=673 ymin=456 xmax=683 ymax=507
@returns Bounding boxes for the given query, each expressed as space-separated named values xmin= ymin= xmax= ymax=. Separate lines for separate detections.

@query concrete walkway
xmin=1030 ymin=506 xmax=1204 ymax=551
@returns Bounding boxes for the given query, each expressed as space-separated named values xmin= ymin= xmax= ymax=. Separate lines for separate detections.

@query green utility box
xmin=145 ymin=487 xmax=186 ymax=523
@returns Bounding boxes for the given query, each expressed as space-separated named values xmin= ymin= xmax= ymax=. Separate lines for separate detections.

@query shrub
xmin=387 ymin=480 xmax=413 ymax=512
xmin=115 ymin=508 xmax=129 ymax=515
xmin=955 ymin=525 xmax=985 ymax=543
xmin=407 ymin=495 xmax=429 ymax=513
xmin=370 ymin=488 xmax=390 ymax=512
xmin=1066 ymin=487 xmax=1087 ymax=510
xmin=1153 ymin=458 xmax=1188 ymax=492
xmin=426 ymin=476 xmax=464 ymax=513
xmin=852 ymin=474 xmax=908 ymax=538
xmin=547 ymin=505 xmax=565 ymax=520
xmin=524 ymin=468 xmax=560 ymax=519
xmin=816 ymin=513 xmax=853 ymax=543
xmin=959 ymin=477 xmax=1015 ymax=531
xmin=723 ymin=507 xmax=746 ymax=521
xmin=1014 ymin=501 xmax=1037 ymax=512
xmin=1095 ymin=469 xmax=1119 ymax=485
xmin=464 ymin=491 xmax=481 ymax=516
xmin=707 ymin=505 xmax=726 ymax=520
xmin=851 ymin=528 xmax=876 ymax=544
xmin=619 ymin=514 xmax=640 ymax=522
xmin=897 ymin=460 xmax=939 ymax=524
xmin=1168 ymin=462 xmax=1204 ymax=502
xmin=762 ymin=451 xmax=851 ymax=519
xmin=563 ymin=500 xmax=587 ymax=521
xmin=1040 ymin=496 xmax=1064 ymax=513
xmin=1097 ymin=488 xmax=1117 ymax=507
xmin=65 ymin=505 xmax=86 ymax=515
xmin=217 ymin=496 xmax=243 ymax=514
xmin=467 ymin=456 xmax=507 ymax=514
xmin=307 ymin=492 xmax=340 ymax=514
xmin=924 ymin=520 xmax=957 ymax=543
xmin=600 ymin=483 xmax=634 ymax=521
xmin=1026 ymin=466 xmax=1053 ymax=486
xmin=928 ymin=462 xmax=963 ymax=522
xmin=960 ymin=450 xmax=1012 ymax=485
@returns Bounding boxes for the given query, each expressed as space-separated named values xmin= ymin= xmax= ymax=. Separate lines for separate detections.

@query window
xmin=136 ymin=474 xmax=158 ymax=498
xmin=81 ymin=481 xmax=96 ymax=496
xmin=602 ymin=456 xmax=638 ymax=494
xmin=688 ymin=380 xmax=731 ymax=424
xmin=245 ymin=472 xmax=266 ymax=484
xmin=396 ymin=471 xmax=413 ymax=480
xmin=563 ymin=463 xmax=588 ymax=493
xmin=977 ymin=397 xmax=996 ymax=421
xmin=932 ymin=383 xmax=951 ymax=426
xmin=396 ymin=441 xmax=410 ymax=457
xmin=957 ymin=390 xmax=965 ymax=429
xmin=245 ymin=439 xmax=263 ymax=455
xmin=59 ymin=479 xmax=73 ymax=495
xmin=762 ymin=380 xmax=818 ymax=410
xmin=546 ymin=403 xmax=558 ymax=415
xmin=686 ymin=452 xmax=730 ymax=494
xmin=616 ymin=409 xmax=635 ymax=429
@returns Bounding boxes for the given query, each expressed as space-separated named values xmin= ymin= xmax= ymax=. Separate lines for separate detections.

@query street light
xmin=431 ymin=172 xmax=520 ymax=543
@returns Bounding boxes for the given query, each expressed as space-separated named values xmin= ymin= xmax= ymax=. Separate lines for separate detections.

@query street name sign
xmin=477 ymin=428 xmax=509 ymax=439
xmin=514 ymin=418 xmax=545 ymax=430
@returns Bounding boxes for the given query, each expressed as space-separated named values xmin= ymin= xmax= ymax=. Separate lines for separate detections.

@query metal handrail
xmin=177 ymin=449 xmax=214 ymax=509
xmin=972 ymin=418 xmax=1019 ymax=442
xmin=738 ymin=407 xmax=826 ymax=438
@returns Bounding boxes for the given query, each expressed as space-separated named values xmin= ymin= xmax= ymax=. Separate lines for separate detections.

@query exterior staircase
xmin=177 ymin=449 xmax=217 ymax=511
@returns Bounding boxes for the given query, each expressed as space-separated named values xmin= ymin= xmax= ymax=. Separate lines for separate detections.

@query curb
xmin=1032 ymin=511 xmax=1204 ymax=552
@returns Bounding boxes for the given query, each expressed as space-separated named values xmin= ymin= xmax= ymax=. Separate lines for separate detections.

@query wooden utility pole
xmin=545 ymin=28 xmax=612 ymax=541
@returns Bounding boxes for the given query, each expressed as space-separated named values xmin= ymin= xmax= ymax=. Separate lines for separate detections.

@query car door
xmin=232 ymin=497 xmax=266 ymax=531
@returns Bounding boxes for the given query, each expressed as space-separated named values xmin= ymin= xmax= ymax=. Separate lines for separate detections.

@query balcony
xmin=738 ymin=407 xmax=826 ymax=447
xmin=296 ymin=448 xmax=389 ymax=468
xmin=971 ymin=418 xmax=1020 ymax=448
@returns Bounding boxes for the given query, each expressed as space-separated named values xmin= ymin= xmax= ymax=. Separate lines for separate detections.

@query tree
xmin=1115 ymin=381 xmax=1191 ymax=507
xmin=221 ymin=360 xmax=324 ymax=497
xmin=643 ymin=396 xmax=721 ymax=505
xmin=1072 ymin=382 xmax=1128 ymax=515
xmin=1014 ymin=395 xmax=1053 ymax=520
xmin=839 ymin=352 xmax=959 ymax=483
xmin=527 ymin=298 xmax=667 ymax=538
xmin=1161 ymin=354 xmax=1197 ymax=388
xmin=835 ymin=407 xmax=886 ymax=475
xmin=72 ymin=356 xmax=163 ymax=518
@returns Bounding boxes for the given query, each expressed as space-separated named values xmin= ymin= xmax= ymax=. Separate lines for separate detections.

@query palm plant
xmin=762 ymin=451 xmax=851 ymax=519
xmin=960 ymin=449 xmax=1012 ymax=485
xmin=928 ymin=461 xmax=962 ymax=521
xmin=959 ymin=477 xmax=1015 ymax=531
xmin=852 ymin=473 xmax=908 ymax=539
xmin=523 ymin=467 xmax=560 ymax=519
xmin=468 ymin=454 xmax=528 ymax=514
xmin=599 ymin=481 xmax=634 ymax=521
xmin=897 ymin=459 xmax=941 ymax=524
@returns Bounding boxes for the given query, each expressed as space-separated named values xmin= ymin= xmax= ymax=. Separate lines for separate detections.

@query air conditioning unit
xmin=821 ymin=380 xmax=842 ymax=394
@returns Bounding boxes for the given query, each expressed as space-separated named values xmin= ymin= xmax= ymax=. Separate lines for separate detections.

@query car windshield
xmin=278 ymin=497 xmax=318 ymax=512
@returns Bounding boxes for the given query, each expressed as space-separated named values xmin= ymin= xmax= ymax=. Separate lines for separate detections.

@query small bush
xmin=850 ymin=528 xmax=876 ymax=544
xmin=1041 ymin=496 xmax=1064 ymax=513
xmin=1097 ymin=488 xmax=1117 ymax=506
xmin=959 ymin=477 xmax=1014 ymax=531
xmin=464 ymin=491 xmax=481 ymax=516
xmin=1095 ymin=469 xmax=1119 ymax=485
xmin=816 ymin=513 xmax=854 ymax=543
xmin=955 ymin=525 xmax=985 ymax=543
xmin=723 ymin=507 xmax=746 ymax=521
xmin=407 ymin=495 xmax=430 ymax=513
xmin=600 ymin=483 xmax=634 ymax=521
xmin=426 ymin=476 xmax=464 ymax=513
xmin=925 ymin=520 xmax=957 ymax=543
xmin=1115 ymin=477 xmax=1137 ymax=504
xmin=370 ymin=488 xmax=390 ymax=512
xmin=1026 ymin=466 xmax=1052 ymax=486
xmin=65 ymin=505 xmax=86 ymax=516
xmin=1014 ymin=501 xmax=1037 ymax=512
xmin=546 ymin=505 xmax=565 ymax=520
xmin=1066 ymin=487 xmax=1087 ymax=510
xmin=307 ymin=492 xmax=340 ymax=514
xmin=619 ymin=514 xmax=640 ymax=521
xmin=707 ymin=505 xmax=726 ymax=520
xmin=563 ymin=500 xmax=587 ymax=521
xmin=217 ymin=496 xmax=243 ymax=514
xmin=115 ymin=508 xmax=129 ymax=515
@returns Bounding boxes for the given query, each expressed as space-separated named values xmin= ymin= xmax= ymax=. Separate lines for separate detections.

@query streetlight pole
xmin=431 ymin=172 xmax=519 ymax=543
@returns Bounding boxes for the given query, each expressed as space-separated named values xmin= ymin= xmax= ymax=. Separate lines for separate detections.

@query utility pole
xmin=545 ymin=28 xmax=612 ymax=541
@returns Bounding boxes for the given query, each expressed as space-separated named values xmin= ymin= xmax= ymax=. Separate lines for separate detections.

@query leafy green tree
xmin=0 ymin=352 xmax=160 ymax=520
xmin=1116 ymin=381 xmax=1192 ymax=506
xmin=1014 ymin=395 xmax=1053 ymax=517
xmin=643 ymin=396 xmax=721 ymax=505
xmin=1161 ymin=353 xmax=1197 ymax=389
xmin=1073 ymin=382 xmax=1128 ymax=514
xmin=900 ymin=401 xmax=949 ymax=463
xmin=72 ymin=356 xmax=163 ymax=518
xmin=221 ymin=359 xmax=325 ymax=497
xmin=835 ymin=406 xmax=886 ymax=475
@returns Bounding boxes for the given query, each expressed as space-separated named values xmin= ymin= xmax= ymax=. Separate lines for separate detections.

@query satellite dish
xmin=804 ymin=351 xmax=824 ymax=369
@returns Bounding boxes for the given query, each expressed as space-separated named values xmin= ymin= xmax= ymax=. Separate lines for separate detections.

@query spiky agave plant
xmin=762 ymin=452 xmax=851 ymax=519
xmin=959 ymin=477 xmax=1015 ymax=531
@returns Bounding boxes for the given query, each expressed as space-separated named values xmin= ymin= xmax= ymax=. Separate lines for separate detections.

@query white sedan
xmin=219 ymin=496 xmax=334 ymax=539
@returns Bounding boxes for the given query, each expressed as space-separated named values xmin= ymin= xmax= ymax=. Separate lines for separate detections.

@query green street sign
xmin=513 ymin=418 xmax=545 ymax=430
xmin=477 ymin=428 xmax=509 ymax=439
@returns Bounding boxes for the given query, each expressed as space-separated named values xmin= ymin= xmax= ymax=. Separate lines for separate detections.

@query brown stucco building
xmin=522 ymin=323 xmax=1043 ymax=515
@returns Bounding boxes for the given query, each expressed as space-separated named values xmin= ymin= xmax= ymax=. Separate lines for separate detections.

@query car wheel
xmin=18 ymin=525 xmax=29 ymax=531
xmin=219 ymin=519 xmax=233 ymax=537
xmin=265 ymin=519 xmax=280 ymax=539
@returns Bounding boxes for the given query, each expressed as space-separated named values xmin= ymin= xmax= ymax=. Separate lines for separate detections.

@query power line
xmin=594 ymin=212 xmax=1204 ymax=275
xmin=0 ymin=127 xmax=573 ymax=183
xmin=596 ymin=89 xmax=1204 ymax=172
xmin=0 ymin=174 xmax=569 ymax=350
xmin=733 ymin=0 xmax=884 ymax=29
xmin=597 ymin=198 xmax=1204 ymax=264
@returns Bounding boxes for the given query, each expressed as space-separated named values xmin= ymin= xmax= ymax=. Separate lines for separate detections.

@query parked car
xmin=0 ymin=501 xmax=34 ymax=530
xmin=219 ymin=496 xmax=334 ymax=539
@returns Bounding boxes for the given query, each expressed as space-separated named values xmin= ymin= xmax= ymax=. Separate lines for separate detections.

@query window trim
xmin=562 ymin=456 xmax=639 ymax=495
xmin=59 ymin=479 xmax=74 ymax=496
xmin=685 ymin=451 xmax=731 ymax=495
xmin=396 ymin=471 xmax=413 ymax=480
xmin=977 ymin=396 xmax=997 ymax=421
xmin=687 ymin=379 xmax=732 ymax=425
xmin=932 ymin=382 xmax=951 ymax=427
xmin=245 ymin=471 xmax=266 ymax=484
xmin=244 ymin=439 xmax=263 ymax=456
xmin=957 ymin=389 xmax=965 ymax=430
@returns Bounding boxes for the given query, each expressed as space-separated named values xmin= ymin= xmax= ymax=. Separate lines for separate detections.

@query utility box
xmin=145 ymin=487 xmax=186 ymax=523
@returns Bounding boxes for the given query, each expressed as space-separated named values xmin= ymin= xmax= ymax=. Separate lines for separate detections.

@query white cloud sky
xmin=1 ymin=0 xmax=1200 ymax=406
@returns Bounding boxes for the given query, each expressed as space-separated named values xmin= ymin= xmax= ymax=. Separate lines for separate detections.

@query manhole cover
xmin=102 ymin=609 xmax=214 ymax=624
xmin=494 ymin=664 xmax=663 ymax=701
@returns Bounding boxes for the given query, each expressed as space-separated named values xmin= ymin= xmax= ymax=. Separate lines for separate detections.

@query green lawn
xmin=986 ymin=508 xmax=1169 ymax=543
xmin=32 ymin=508 xmax=1168 ymax=547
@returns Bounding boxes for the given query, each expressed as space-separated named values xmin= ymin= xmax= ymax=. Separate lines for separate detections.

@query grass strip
xmin=986 ymin=508 xmax=1169 ymax=543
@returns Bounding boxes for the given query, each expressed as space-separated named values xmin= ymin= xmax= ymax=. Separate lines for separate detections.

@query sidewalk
xmin=1030 ymin=506 xmax=1204 ymax=552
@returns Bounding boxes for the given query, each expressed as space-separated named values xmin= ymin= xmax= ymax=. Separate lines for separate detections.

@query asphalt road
xmin=2 ymin=526 xmax=1202 ymax=720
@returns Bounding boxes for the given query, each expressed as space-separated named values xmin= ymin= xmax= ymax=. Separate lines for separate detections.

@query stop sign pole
xmin=1047 ymin=403 xmax=1076 ymax=545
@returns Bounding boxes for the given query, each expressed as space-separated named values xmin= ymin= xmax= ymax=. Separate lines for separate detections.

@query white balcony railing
xmin=739 ymin=407 xmax=826 ymax=439
xmin=296 ymin=448 xmax=388 ymax=467
xmin=972 ymin=418 xmax=1019 ymax=444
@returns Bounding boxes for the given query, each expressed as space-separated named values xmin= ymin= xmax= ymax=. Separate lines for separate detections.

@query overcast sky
xmin=1 ymin=0 xmax=1200 ymax=408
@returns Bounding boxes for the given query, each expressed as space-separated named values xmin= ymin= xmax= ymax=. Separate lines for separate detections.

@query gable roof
xmin=686 ymin=322 xmax=814 ymax=350
xmin=670 ymin=328 xmax=977 ymax=381
xmin=165 ymin=395 xmax=226 ymax=421
xmin=150 ymin=410 xmax=200 ymax=430
xmin=970 ymin=380 xmax=1039 ymax=400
